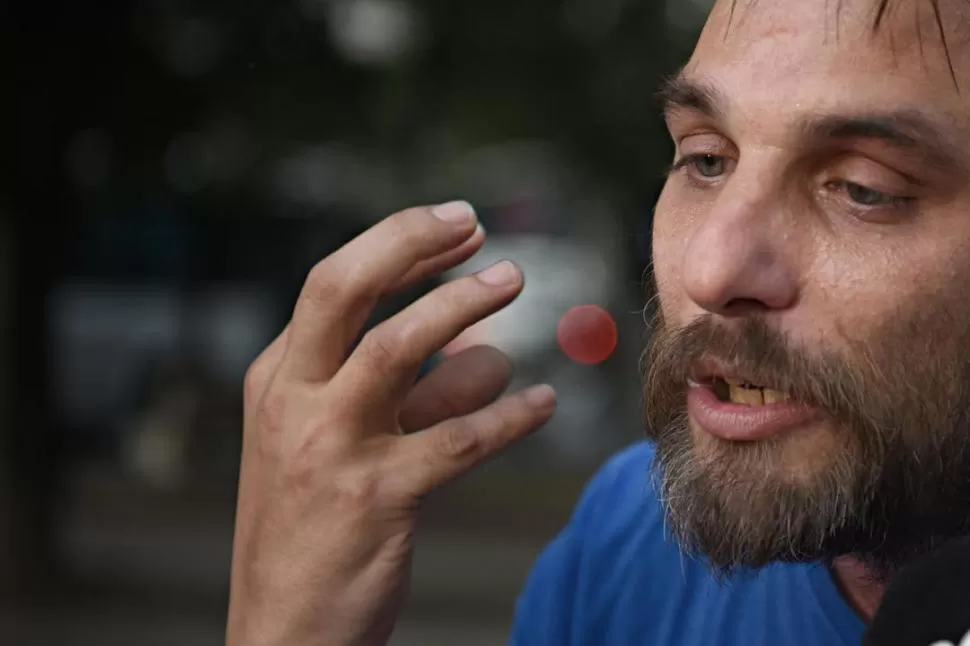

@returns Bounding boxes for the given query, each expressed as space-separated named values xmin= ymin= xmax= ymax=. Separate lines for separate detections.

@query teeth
xmin=724 ymin=381 xmax=791 ymax=406
xmin=728 ymin=384 xmax=765 ymax=406
xmin=762 ymin=388 xmax=790 ymax=404
xmin=713 ymin=377 xmax=792 ymax=405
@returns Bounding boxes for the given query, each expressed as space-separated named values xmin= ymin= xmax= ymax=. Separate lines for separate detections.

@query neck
xmin=830 ymin=556 xmax=887 ymax=622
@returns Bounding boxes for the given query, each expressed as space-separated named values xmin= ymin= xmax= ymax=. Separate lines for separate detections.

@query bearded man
xmin=225 ymin=1 xmax=970 ymax=644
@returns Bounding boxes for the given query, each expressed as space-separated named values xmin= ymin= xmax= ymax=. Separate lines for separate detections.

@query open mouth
xmin=685 ymin=371 xmax=816 ymax=441
xmin=701 ymin=376 xmax=791 ymax=406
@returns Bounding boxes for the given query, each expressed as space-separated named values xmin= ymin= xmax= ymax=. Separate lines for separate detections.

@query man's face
xmin=645 ymin=0 xmax=970 ymax=575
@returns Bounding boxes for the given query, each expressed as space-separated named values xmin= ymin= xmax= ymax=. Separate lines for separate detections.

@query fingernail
xmin=476 ymin=260 xmax=519 ymax=286
xmin=524 ymin=384 xmax=557 ymax=408
xmin=432 ymin=200 xmax=476 ymax=223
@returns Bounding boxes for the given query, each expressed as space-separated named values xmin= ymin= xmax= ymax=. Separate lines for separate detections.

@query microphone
xmin=862 ymin=536 xmax=970 ymax=646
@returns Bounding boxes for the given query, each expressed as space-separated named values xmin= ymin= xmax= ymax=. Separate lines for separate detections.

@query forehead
xmin=686 ymin=0 xmax=970 ymax=123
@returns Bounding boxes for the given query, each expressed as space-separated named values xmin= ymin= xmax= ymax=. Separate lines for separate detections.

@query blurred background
xmin=7 ymin=0 xmax=710 ymax=643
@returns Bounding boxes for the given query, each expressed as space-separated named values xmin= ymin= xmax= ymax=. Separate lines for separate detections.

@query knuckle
xmin=360 ymin=328 xmax=414 ymax=371
xmin=243 ymin=360 xmax=268 ymax=404
xmin=340 ymin=259 xmax=377 ymax=301
xmin=489 ymin=400 xmax=525 ymax=436
xmin=388 ymin=208 xmax=423 ymax=240
xmin=330 ymin=465 xmax=384 ymax=511
xmin=436 ymin=424 xmax=482 ymax=460
xmin=254 ymin=389 xmax=288 ymax=437
xmin=384 ymin=209 xmax=412 ymax=238
xmin=305 ymin=256 xmax=379 ymax=312
xmin=303 ymin=259 xmax=344 ymax=305
xmin=387 ymin=208 xmax=435 ymax=252
xmin=485 ymin=399 xmax=511 ymax=425
xmin=361 ymin=329 xmax=398 ymax=369
xmin=276 ymin=413 xmax=353 ymax=493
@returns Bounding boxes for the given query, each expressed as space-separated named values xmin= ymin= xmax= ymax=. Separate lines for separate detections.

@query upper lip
xmin=689 ymin=359 xmax=785 ymax=391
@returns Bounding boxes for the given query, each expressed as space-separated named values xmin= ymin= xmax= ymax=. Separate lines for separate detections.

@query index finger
xmin=282 ymin=202 xmax=479 ymax=383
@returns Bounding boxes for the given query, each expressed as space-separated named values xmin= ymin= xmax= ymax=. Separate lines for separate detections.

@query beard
xmin=642 ymin=282 xmax=970 ymax=578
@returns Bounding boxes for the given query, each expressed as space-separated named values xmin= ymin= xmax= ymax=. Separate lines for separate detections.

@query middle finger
xmin=283 ymin=203 xmax=478 ymax=383
xmin=334 ymin=260 xmax=524 ymax=418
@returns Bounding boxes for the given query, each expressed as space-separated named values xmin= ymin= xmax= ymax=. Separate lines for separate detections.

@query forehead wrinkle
xmin=878 ymin=0 xmax=966 ymax=92
xmin=928 ymin=0 xmax=960 ymax=92
xmin=720 ymin=0 xmax=970 ymax=92
xmin=699 ymin=0 xmax=970 ymax=133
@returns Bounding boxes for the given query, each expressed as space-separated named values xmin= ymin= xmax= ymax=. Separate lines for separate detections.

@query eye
xmin=671 ymin=154 xmax=729 ymax=180
xmin=692 ymin=154 xmax=726 ymax=178
xmin=842 ymin=181 xmax=898 ymax=206
xmin=830 ymin=180 xmax=913 ymax=208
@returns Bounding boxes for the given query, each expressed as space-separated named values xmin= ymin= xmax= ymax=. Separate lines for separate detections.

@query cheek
xmin=810 ymin=232 xmax=970 ymax=349
xmin=652 ymin=184 xmax=696 ymax=318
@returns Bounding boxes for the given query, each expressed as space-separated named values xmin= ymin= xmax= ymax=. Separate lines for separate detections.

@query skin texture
xmin=226 ymin=205 xmax=557 ymax=646
xmin=645 ymin=0 xmax=970 ymax=621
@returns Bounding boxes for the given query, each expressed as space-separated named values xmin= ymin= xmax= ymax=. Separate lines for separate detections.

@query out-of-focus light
xmin=443 ymin=236 xmax=615 ymax=361
xmin=272 ymin=144 xmax=397 ymax=215
xmin=325 ymin=0 xmax=422 ymax=66
xmin=164 ymin=18 xmax=225 ymax=78
xmin=66 ymin=129 xmax=112 ymax=189
xmin=422 ymin=141 xmax=565 ymax=209
xmin=163 ymin=119 xmax=253 ymax=192
xmin=557 ymin=305 xmax=618 ymax=365
xmin=274 ymin=145 xmax=349 ymax=208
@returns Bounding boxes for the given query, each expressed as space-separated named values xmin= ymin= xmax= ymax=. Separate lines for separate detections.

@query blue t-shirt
xmin=510 ymin=441 xmax=866 ymax=646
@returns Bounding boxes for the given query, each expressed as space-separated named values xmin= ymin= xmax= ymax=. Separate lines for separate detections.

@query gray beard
xmin=649 ymin=409 xmax=970 ymax=578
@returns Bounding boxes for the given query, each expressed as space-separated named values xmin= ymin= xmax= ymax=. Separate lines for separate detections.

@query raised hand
xmin=226 ymin=202 xmax=557 ymax=646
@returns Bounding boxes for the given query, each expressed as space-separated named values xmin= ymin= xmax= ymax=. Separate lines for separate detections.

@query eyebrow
xmin=658 ymin=72 xmax=726 ymax=121
xmin=657 ymin=72 xmax=966 ymax=175
xmin=801 ymin=113 xmax=964 ymax=172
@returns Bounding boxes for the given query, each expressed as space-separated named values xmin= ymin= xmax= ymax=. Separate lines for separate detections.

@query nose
xmin=682 ymin=179 xmax=798 ymax=316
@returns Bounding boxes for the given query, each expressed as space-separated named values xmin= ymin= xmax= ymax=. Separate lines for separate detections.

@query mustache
xmin=643 ymin=313 xmax=901 ymax=434
xmin=639 ymin=277 xmax=970 ymax=574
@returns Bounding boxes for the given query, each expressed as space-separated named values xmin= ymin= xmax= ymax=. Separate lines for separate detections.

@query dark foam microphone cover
xmin=862 ymin=535 xmax=970 ymax=646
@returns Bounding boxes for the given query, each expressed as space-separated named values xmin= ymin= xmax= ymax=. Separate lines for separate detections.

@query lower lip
xmin=686 ymin=383 xmax=820 ymax=441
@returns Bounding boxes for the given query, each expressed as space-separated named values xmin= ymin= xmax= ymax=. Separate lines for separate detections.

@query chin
xmin=687 ymin=416 xmax=847 ymax=486
xmin=654 ymin=415 xmax=867 ymax=571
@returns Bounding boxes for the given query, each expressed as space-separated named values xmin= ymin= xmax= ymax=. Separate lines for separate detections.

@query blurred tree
xmin=19 ymin=0 xmax=689 ymax=221
xmin=7 ymin=0 xmax=697 ymax=597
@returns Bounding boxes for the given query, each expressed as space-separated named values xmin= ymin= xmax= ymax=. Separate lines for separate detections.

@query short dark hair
xmin=726 ymin=0 xmax=958 ymax=90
